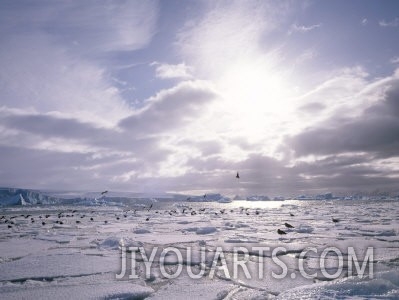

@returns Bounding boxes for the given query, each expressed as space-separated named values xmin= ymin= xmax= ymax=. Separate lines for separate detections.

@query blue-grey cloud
xmin=119 ymin=81 xmax=218 ymax=135
xmin=287 ymin=79 xmax=399 ymax=158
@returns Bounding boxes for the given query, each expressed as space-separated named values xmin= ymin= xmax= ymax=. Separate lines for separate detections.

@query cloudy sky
xmin=1 ymin=0 xmax=399 ymax=196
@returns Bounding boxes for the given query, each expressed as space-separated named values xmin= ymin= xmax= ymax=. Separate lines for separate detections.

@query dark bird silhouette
xmin=277 ymin=229 xmax=287 ymax=235
xmin=90 ymin=217 xmax=94 ymax=221
xmin=8 ymin=225 xmax=12 ymax=229
xmin=42 ymin=221 xmax=46 ymax=226
xmin=332 ymin=218 xmax=339 ymax=223
xmin=284 ymin=222 xmax=294 ymax=228
xmin=236 ymin=172 xmax=240 ymax=179
xmin=101 ymin=190 xmax=108 ymax=195
xmin=289 ymin=212 xmax=295 ymax=217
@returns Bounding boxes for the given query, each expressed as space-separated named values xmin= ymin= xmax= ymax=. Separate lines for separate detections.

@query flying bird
xmin=101 ymin=190 xmax=108 ymax=195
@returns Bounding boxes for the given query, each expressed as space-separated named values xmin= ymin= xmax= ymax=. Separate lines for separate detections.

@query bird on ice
xmin=284 ymin=222 xmax=294 ymax=228
xmin=236 ymin=172 xmax=240 ymax=179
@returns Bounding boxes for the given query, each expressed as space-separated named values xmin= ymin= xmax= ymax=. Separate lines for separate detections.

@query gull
xmin=284 ymin=222 xmax=294 ymax=228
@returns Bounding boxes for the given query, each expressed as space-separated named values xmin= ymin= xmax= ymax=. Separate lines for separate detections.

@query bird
xmin=289 ymin=212 xmax=295 ymax=217
xmin=332 ymin=217 xmax=339 ymax=223
xmin=145 ymin=217 xmax=150 ymax=221
xmin=101 ymin=190 xmax=108 ymax=195
xmin=284 ymin=222 xmax=294 ymax=228
xmin=277 ymin=229 xmax=287 ymax=235
xmin=236 ymin=172 xmax=240 ymax=179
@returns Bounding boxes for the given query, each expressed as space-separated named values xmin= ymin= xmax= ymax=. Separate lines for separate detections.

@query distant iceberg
xmin=0 ymin=193 xmax=28 ymax=206
xmin=188 ymin=193 xmax=231 ymax=202
xmin=246 ymin=195 xmax=270 ymax=201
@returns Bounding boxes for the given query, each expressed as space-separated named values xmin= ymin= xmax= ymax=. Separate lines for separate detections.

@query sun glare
xmin=217 ymin=60 xmax=293 ymax=141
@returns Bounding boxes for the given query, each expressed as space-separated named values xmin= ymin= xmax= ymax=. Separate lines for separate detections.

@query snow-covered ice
xmin=0 ymin=197 xmax=398 ymax=299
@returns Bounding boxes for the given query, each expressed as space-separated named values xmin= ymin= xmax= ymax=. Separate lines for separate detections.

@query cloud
xmin=119 ymin=80 xmax=219 ymax=135
xmin=391 ymin=57 xmax=399 ymax=64
xmin=298 ymin=102 xmax=326 ymax=114
xmin=0 ymin=1 xmax=158 ymax=53
xmin=151 ymin=62 xmax=193 ymax=79
xmin=0 ymin=107 xmax=173 ymax=190
xmin=379 ymin=18 xmax=399 ymax=27
xmin=0 ymin=1 xmax=159 ymax=126
xmin=0 ymin=78 xmax=219 ymax=192
xmin=287 ymin=74 xmax=399 ymax=159
xmin=176 ymin=1 xmax=291 ymax=78
xmin=289 ymin=23 xmax=321 ymax=34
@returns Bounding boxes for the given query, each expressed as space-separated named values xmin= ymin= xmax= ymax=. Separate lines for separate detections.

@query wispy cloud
xmin=151 ymin=62 xmax=193 ymax=79
xmin=289 ymin=23 xmax=321 ymax=34
xmin=391 ymin=57 xmax=399 ymax=64
xmin=379 ymin=17 xmax=399 ymax=27
xmin=0 ymin=0 xmax=161 ymax=130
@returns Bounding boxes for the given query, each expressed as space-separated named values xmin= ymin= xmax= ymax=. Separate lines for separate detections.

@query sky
xmin=1 ymin=0 xmax=399 ymax=196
